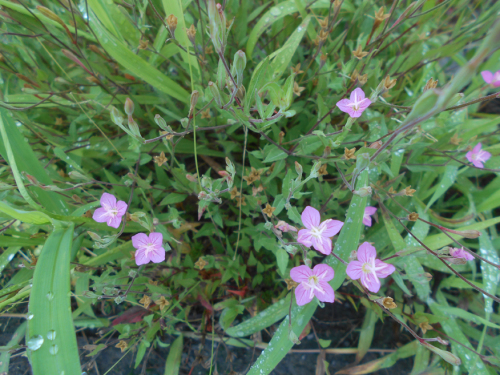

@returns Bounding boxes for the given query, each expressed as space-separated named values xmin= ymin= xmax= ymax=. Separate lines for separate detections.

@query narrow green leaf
xmin=0 ymin=322 xmax=27 ymax=373
xmin=164 ymin=335 xmax=183 ymax=375
xmin=89 ymin=13 xmax=190 ymax=104
xmin=28 ymin=224 xmax=82 ymax=375
xmin=0 ymin=201 xmax=51 ymax=225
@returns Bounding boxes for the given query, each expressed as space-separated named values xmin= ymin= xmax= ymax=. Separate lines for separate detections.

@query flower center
xmin=145 ymin=243 xmax=155 ymax=254
xmin=361 ymin=262 xmax=373 ymax=274
xmin=310 ymin=225 xmax=324 ymax=239
xmin=110 ymin=209 xmax=118 ymax=217
xmin=471 ymin=153 xmax=477 ymax=160
xmin=308 ymin=275 xmax=319 ymax=285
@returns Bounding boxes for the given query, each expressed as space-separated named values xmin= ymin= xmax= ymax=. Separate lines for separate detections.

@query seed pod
xmin=208 ymin=81 xmax=222 ymax=108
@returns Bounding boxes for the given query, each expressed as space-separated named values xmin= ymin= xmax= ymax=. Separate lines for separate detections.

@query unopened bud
xmin=186 ymin=173 xmax=198 ymax=182
xmin=189 ymin=90 xmax=199 ymax=116
xmin=354 ymin=186 xmax=372 ymax=197
xmin=124 ymin=98 xmax=134 ymax=116
xmin=68 ymin=171 xmax=90 ymax=180
xmin=295 ymin=161 xmax=303 ymax=175
xmin=25 ymin=173 xmax=40 ymax=186
xmin=279 ymin=131 xmax=285 ymax=144
xmin=208 ymin=81 xmax=222 ymax=108
xmin=275 ymin=221 xmax=298 ymax=233
xmin=87 ymin=231 xmax=101 ymax=241
xmin=439 ymin=227 xmax=481 ymax=239
xmin=408 ymin=212 xmax=419 ymax=221
xmin=154 ymin=114 xmax=168 ymax=130
xmin=37 ymin=6 xmax=65 ymax=26
xmin=369 ymin=141 xmax=382 ymax=149
xmin=234 ymin=50 xmax=246 ymax=85
xmin=348 ymin=250 xmax=357 ymax=262
xmin=319 ymin=53 xmax=327 ymax=69
xmin=323 ymin=146 xmax=331 ymax=157
xmin=166 ymin=14 xmax=178 ymax=36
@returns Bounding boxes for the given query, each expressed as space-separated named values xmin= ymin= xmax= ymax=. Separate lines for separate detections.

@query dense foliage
xmin=1 ymin=0 xmax=500 ymax=374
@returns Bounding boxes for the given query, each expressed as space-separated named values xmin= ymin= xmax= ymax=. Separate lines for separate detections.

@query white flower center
xmin=306 ymin=275 xmax=324 ymax=297
xmin=471 ymin=153 xmax=478 ymax=160
xmin=145 ymin=243 xmax=155 ymax=254
xmin=110 ymin=209 xmax=118 ymax=217
xmin=310 ymin=225 xmax=324 ymax=239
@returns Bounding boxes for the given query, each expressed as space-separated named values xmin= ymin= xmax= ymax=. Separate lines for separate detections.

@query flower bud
xmin=186 ymin=24 xmax=196 ymax=44
xmin=369 ymin=141 xmax=382 ymax=149
xmin=354 ymin=186 xmax=372 ymax=197
xmin=87 ymin=231 xmax=102 ymax=241
xmin=154 ymin=114 xmax=168 ymax=130
xmin=294 ymin=161 xmax=303 ymax=175
xmin=124 ymin=98 xmax=134 ymax=116
xmin=208 ymin=81 xmax=222 ymax=108
xmin=189 ymin=90 xmax=199 ymax=117
xmin=233 ymin=50 xmax=246 ymax=86
xmin=166 ymin=14 xmax=178 ymax=36
xmin=275 ymin=221 xmax=298 ymax=233
xmin=439 ymin=227 xmax=481 ymax=239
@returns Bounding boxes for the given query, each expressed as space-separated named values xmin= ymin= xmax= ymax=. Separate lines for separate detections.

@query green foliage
xmin=0 ymin=0 xmax=500 ymax=374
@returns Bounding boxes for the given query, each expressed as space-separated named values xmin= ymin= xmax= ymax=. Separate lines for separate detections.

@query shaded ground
xmin=2 ymin=286 xmax=414 ymax=374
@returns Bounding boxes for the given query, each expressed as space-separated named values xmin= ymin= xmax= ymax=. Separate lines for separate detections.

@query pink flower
xmin=449 ymin=247 xmax=474 ymax=261
xmin=290 ymin=264 xmax=335 ymax=306
xmin=92 ymin=193 xmax=127 ymax=228
xmin=363 ymin=206 xmax=377 ymax=227
xmin=275 ymin=220 xmax=298 ymax=233
xmin=346 ymin=242 xmax=395 ymax=293
xmin=336 ymin=88 xmax=372 ymax=118
xmin=466 ymin=143 xmax=491 ymax=168
xmin=297 ymin=206 xmax=344 ymax=255
xmin=481 ymin=70 xmax=500 ymax=87
xmin=132 ymin=232 xmax=166 ymax=265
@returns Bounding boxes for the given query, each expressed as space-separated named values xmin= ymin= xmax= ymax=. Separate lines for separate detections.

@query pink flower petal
xmin=135 ymin=248 xmax=150 ymax=265
xmin=321 ymin=219 xmax=344 ymax=237
xmin=315 ymin=281 xmax=335 ymax=303
xmin=295 ymin=283 xmax=313 ymax=306
xmin=132 ymin=233 xmax=149 ymax=250
xmin=479 ymin=150 xmax=491 ymax=162
xmin=374 ymin=260 xmax=395 ymax=278
xmin=313 ymin=264 xmax=334 ymax=282
xmin=100 ymin=192 xmax=117 ymax=209
xmin=357 ymin=242 xmax=376 ymax=263
xmin=472 ymin=160 xmax=484 ymax=168
xmin=472 ymin=143 xmax=482 ymax=154
xmin=465 ymin=151 xmax=473 ymax=163
xmin=361 ymin=272 xmax=381 ymax=293
xmin=346 ymin=261 xmax=363 ymax=280
xmin=450 ymin=248 xmax=474 ymax=261
xmin=312 ymin=235 xmax=332 ymax=255
xmin=336 ymin=98 xmax=354 ymax=113
xmin=301 ymin=206 xmax=320 ymax=229
xmin=148 ymin=248 xmax=165 ymax=263
xmin=290 ymin=265 xmax=313 ymax=283
xmin=107 ymin=215 xmax=122 ymax=228
xmin=481 ymin=71 xmax=493 ymax=84
xmin=357 ymin=98 xmax=372 ymax=112
xmin=93 ymin=207 xmax=110 ymax=223
xmin=116 ymin=201 xmax=128 ymax=216
xmin=149 ymin=232 xmax=163 ymax=246
xmin=350 ymin=88 xmax=366 ymax=102
xmin=365 ymin=206 xmax=377 ymax=215
xmin=362 ymin=216 xmax=372 ymax=227
xmin=297 ymin=229 xmax=313 ymax=247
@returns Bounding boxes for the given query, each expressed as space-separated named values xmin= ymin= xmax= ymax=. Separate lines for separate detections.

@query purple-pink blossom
xmin=290 ymin=264 xmax=335 ymax=306
xmin=481 ymin=70 xmax=500 ymax=87
xmin=449 ymin=247 xmax=474 ymax=261
xmin=466 ymin=143 xmax=491 ymax=168
xmin=363 ymin=206 xmax=377 ymax=227
xmin=297 ymin=206 xmax=344 ymax=255
xmin=92 ymin=193 xmax=127 ymax=228
xmin=132 ymin=232 xmax=166 ymax=265
xmin=336 ymin=88 xmax=372 ymax=118
xmin=275 ymin=220 xmax=297 ymax=233
xmin=346 ymin=242 xmax=395 ymax=293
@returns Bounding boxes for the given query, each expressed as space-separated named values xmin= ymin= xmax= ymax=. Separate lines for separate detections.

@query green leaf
xmin=268 ymin=17 xmax=311 ymax=80
xmin=28 ymin=224 xmax=82 ymax=374
xmin=160 ymin=193 xmax=188 ymax=205
xmin=0 ymin=201 xmax=51 ymax=225
xmin=276 ymin=249 xmax=289 ymax=276
xmin=425 ymin=165 xmax=458 ymax=211
xmin=263 ymin=145 xmax=288 ymax=163
xmin=225 ymin=294 xmax=291 ymax=337
xmin=478 ymin=231 xmax=499 ymax=318
xmin=89 ymin=12 xmax=190 ymax=104
xmin=164 ymin=335 xmax=183 ymax=375
xmin=356 ymin=309 xmax=377 ymax=362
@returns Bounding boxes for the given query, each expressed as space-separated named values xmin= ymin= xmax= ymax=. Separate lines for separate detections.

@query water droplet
xmin=46 ymin=292 xmax=54 ymax=301
xmin=27 ymin=335 xmax=44 ymax=351
xmin=49 ymin=344 xmax=59 ymax=355
xmin=26 ymin=313 xmax=34 ymax=320
xmin=270 ymin=7 xmax=281 ymax=16
xmin=47 ymin=330 xmax=56 ymax=341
